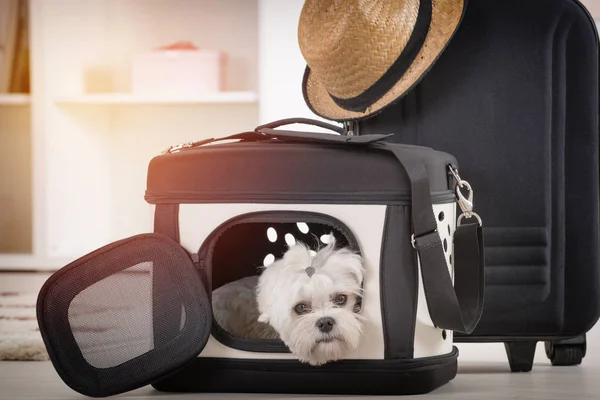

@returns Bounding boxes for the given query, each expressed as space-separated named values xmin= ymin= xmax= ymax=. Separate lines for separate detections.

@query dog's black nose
xmin=316 ymin=317 xmax=335 ymax=333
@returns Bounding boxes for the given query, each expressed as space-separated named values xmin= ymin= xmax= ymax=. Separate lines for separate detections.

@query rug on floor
xmin=0 ymin=291 xmax=49 ymax=361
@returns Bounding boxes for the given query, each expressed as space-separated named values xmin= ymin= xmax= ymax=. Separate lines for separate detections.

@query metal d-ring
xmin=457 ymin=211 xmax=483 ymax=227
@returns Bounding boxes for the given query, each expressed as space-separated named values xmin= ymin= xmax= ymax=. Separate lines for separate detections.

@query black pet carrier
xmin=37 ymin=119 xmax=484 ymax=397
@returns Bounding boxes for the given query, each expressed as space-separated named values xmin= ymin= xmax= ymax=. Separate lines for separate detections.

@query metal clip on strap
xmin=449 ymin=165 xmax=482 ymax=227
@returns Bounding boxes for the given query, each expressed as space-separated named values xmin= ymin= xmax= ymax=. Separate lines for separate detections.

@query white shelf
xmin=0 ymin=94 xmax=30 ymax=105
xmin=54 ymin=92 xmax=258 ymax=105
xmin=0 ymin=0 xmax=262 ymax=271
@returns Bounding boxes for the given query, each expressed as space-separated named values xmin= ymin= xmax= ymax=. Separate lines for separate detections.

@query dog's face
xmin=256 ymin=236 xmax=365 ymax=366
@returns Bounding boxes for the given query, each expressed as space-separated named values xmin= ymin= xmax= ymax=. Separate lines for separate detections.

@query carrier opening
xmin=201 ymin=211 xmax=361 ymax=353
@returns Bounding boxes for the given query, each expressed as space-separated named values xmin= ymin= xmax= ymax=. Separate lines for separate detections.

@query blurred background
xmin=0 ymin=0 xmax=599 ymax=366
xmin=0 ymin=0 xmax=346 ymax=268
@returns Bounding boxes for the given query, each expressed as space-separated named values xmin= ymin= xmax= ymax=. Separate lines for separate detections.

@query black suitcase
xmin=354 ymin=0 xmax=600 ymax=371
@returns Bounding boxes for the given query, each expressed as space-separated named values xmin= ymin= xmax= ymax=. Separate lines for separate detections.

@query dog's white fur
xmin=211 ymin=236 xmax=365 ymax=366
xmin=257 ymin=236 xmax=365 ymax=366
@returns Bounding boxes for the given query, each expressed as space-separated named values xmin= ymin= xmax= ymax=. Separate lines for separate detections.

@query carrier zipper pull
xmin=162 ymin=137 xmax=217 ymax=155
xmin=342 ymin=120 xmax=360 ymax=136
xmin=162 ymin=142 xmax=194 ymax=154
xmin=191 ymin=252 xmax=202 ymax=270
xmin=192 ymin=252 xmax=212 ymax=296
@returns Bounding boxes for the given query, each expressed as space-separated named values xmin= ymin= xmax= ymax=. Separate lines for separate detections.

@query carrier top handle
xmin=254 ymin=118 xmax=392 ymax=145
xmin=255 ymin=117 xmax=347 ymax=135
xmin=163 ymin=118 xmax=390 ymax=154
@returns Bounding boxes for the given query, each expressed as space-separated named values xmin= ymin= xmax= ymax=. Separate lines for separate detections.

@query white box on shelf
xmin=131 ymin=47 xmax=226 ymax=97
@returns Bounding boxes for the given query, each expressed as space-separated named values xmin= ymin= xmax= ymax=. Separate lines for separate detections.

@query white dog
xmin=212 ymin=236 xmax=365 ymax=366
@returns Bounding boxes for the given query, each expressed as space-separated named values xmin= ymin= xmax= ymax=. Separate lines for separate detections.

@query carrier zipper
xmin=191 ymin=252 xmax=200 ymax=267
xmin=191 ymin=252 xmax=212 ymax=296
xmin=191 ymin=252 xmax=203 ymax=276
xmin=145 ymin=190 xmax=456 ymax=205
xmin=162 ymin=138 xmax=425 ymax=154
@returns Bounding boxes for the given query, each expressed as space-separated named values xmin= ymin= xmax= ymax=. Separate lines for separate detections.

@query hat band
xmin=328 ymin=0 xmax=432 ymax=113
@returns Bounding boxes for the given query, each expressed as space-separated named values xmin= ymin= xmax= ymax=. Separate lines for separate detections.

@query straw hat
xmin=299 ymin=0 xmax=467 ymax=122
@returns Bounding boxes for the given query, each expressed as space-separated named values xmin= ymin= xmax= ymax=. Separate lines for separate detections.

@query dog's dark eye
xmin=334 ymin=294 xmax=347 ymax=306
xmin=294 ymin=303 xmax=310 ymax=315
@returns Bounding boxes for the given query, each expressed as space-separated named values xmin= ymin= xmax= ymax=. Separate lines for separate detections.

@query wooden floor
xmin=2 ymin=272 xmax=600 ymax=399
xmin=0 ymin=360 xmax=598 ymax=399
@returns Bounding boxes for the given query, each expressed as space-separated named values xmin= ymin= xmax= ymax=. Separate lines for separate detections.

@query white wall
xmin=258 ymin=0 xmax=340 ymax=132
xmin=583 ymin=0 xmax=600 ymax=18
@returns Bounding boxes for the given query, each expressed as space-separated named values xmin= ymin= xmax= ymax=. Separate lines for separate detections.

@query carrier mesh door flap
xmin=36 ymin=233 xmax=211 ymax=397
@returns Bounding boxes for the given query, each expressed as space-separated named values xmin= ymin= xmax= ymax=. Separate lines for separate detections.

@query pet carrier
xmin=36 ymin=118 xmax=484 ymax=396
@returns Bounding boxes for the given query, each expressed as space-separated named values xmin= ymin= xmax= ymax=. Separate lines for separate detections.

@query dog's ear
xmin=258 ymin=313 xmax=270 ymax=323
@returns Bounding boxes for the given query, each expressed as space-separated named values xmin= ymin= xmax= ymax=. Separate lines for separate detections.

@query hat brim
xmin=302 ymin=0 xmax=467 ymax=122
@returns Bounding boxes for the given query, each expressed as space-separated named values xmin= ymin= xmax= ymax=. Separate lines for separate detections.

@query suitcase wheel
xmin=504 ymin=342 xmax=536 ymax=372
xmin=545 ymin=335 xmax=586 ymax=367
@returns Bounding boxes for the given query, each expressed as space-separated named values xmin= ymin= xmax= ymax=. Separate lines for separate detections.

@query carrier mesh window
xmin=37 ymin=234 xmax=210 ymax=397
xmin=68 ymin=262 xmax=155 ymax=369
xmin=207 ymin=212 xmax=359 ymax=352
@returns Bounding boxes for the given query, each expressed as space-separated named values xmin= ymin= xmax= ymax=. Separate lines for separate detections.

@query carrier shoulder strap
xmin=376 ymin=143 xmax=484 ymax=334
